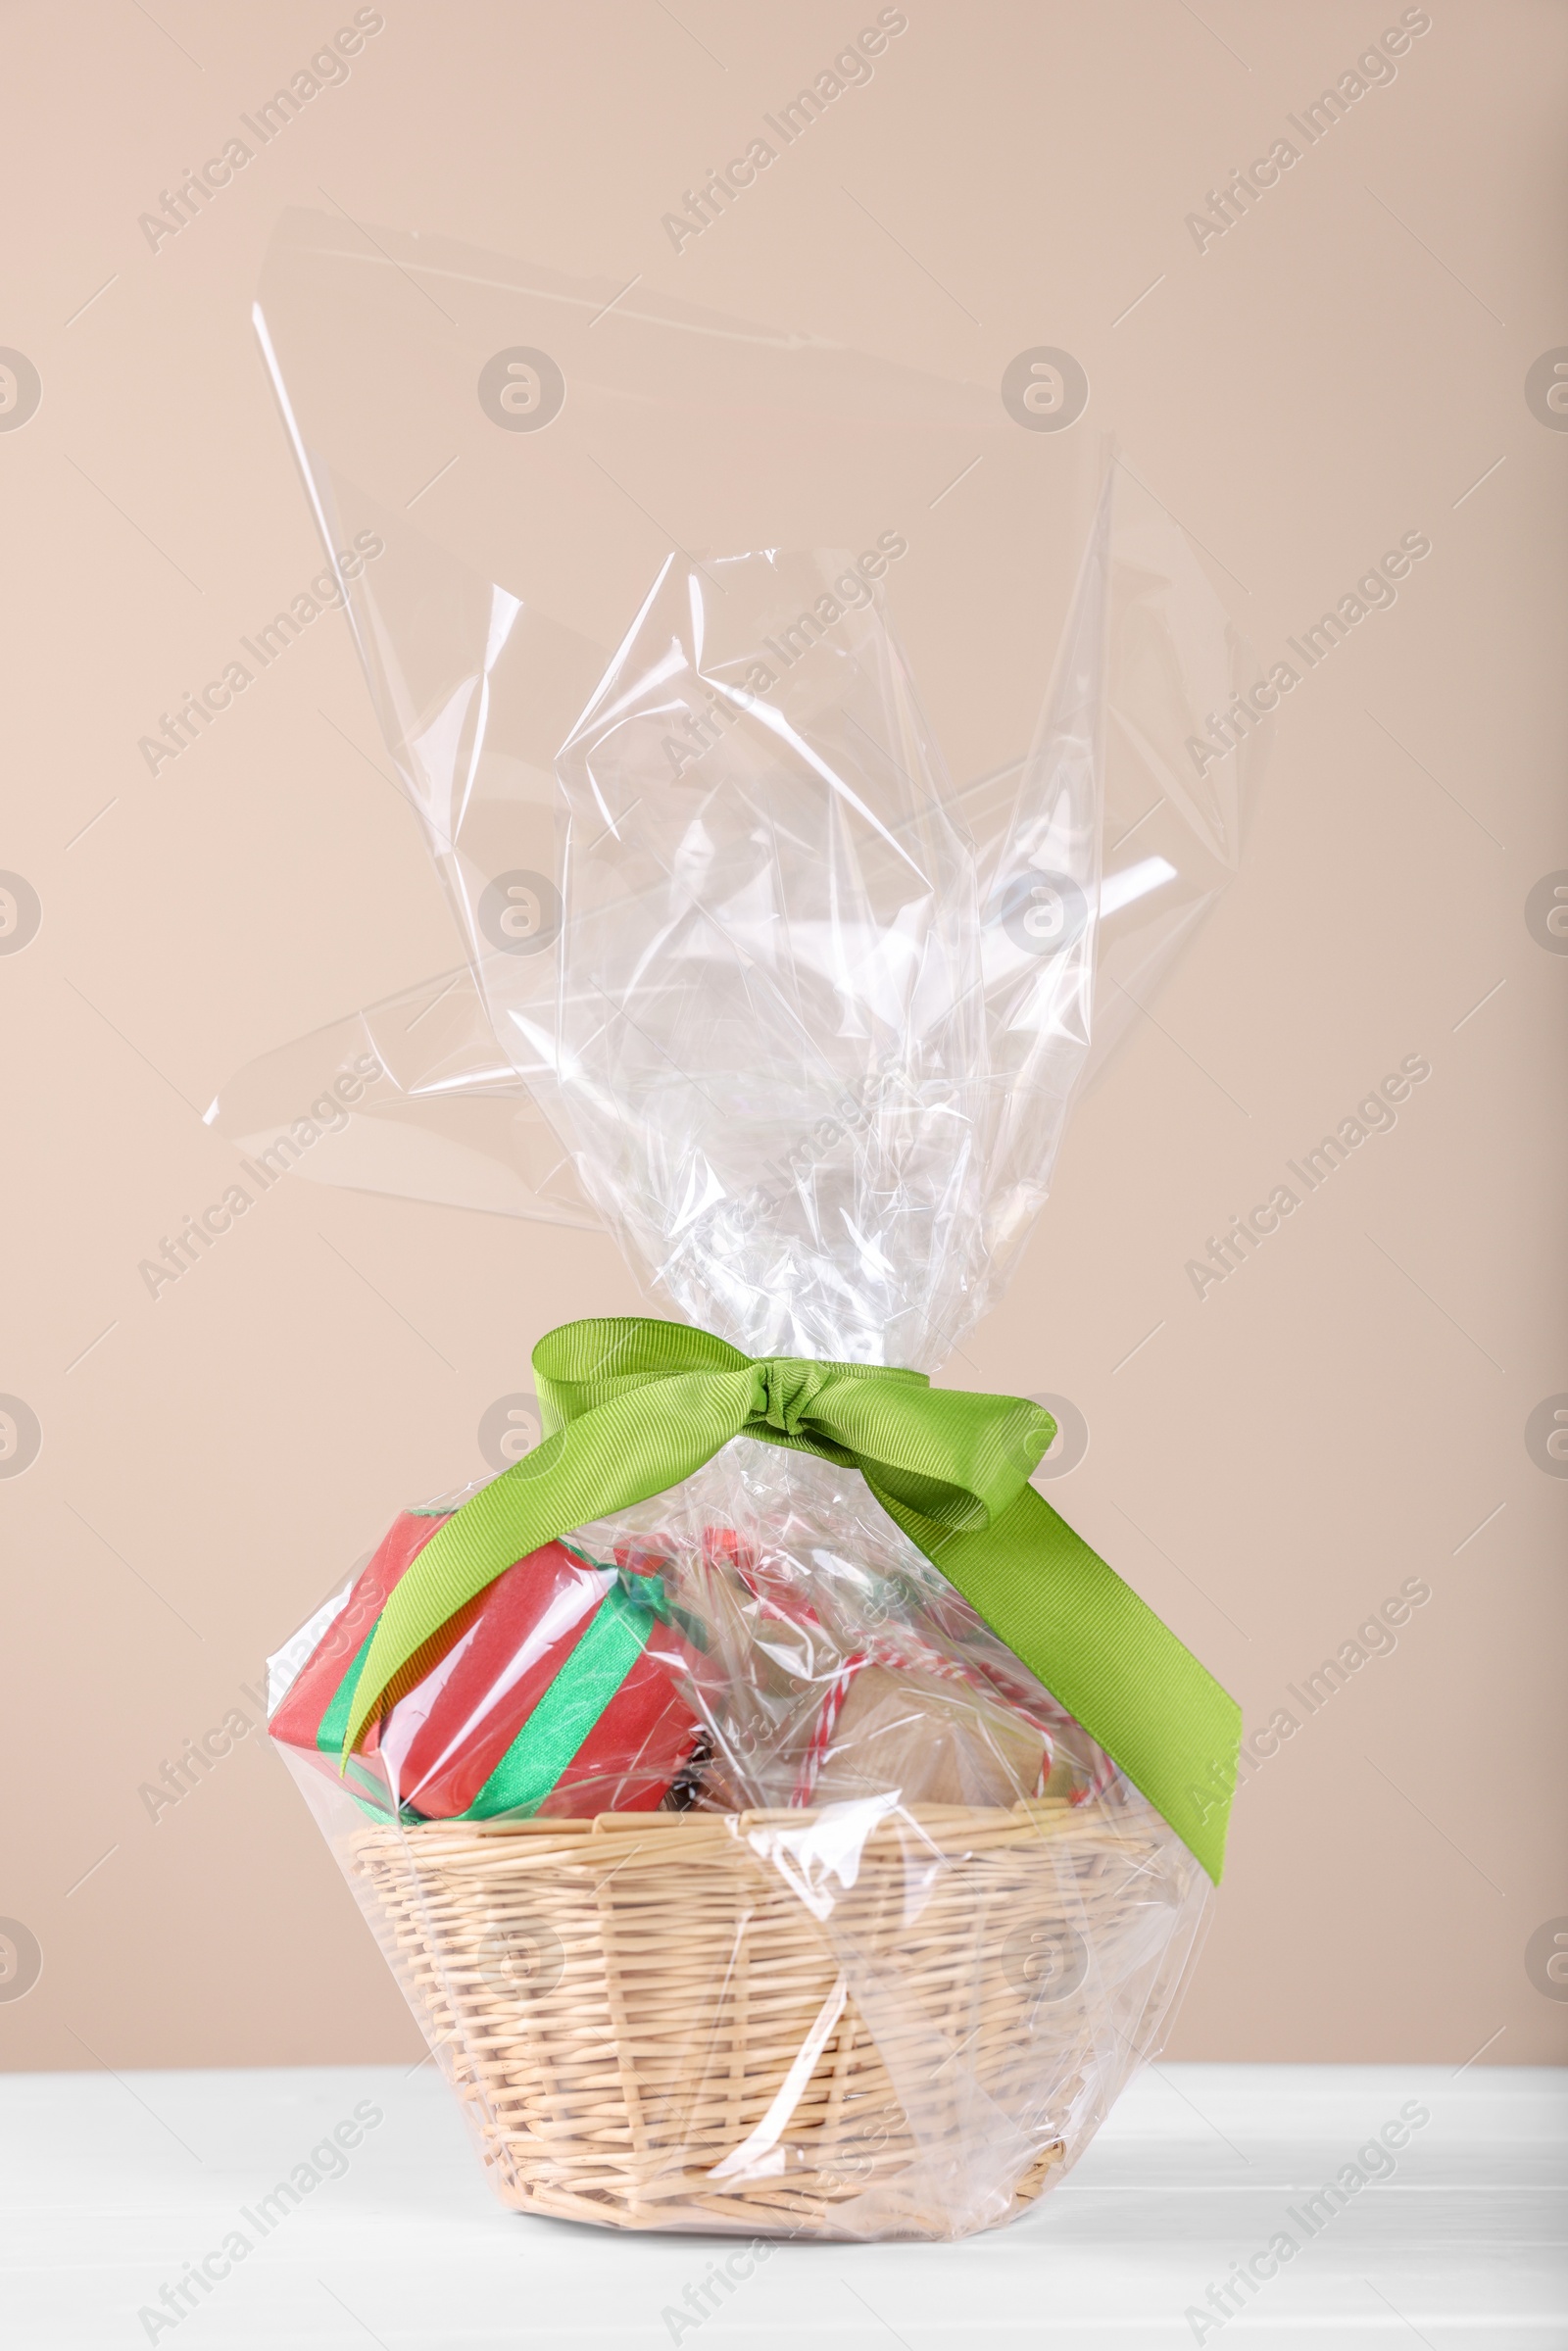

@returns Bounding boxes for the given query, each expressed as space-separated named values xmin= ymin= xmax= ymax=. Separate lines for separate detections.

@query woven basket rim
xmin=351 ymin=1791 xmax=1154 ymax=1858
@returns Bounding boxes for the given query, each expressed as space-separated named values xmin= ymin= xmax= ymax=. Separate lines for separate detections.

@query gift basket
xmin=234 ymin=214 xmax=1254 ymax=2240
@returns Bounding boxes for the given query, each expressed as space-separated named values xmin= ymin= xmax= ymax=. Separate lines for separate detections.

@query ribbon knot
xmin=749 ymin=1356 xmax=830 ymax=1440
xmin=335 ymin=1314 xmax=1241 ymax=1882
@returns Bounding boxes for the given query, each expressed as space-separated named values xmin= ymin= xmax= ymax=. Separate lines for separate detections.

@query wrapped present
xmin=641 ymin=1525 xmax=1059 ymax=1810
xmin=270 ymin=1513 xmax=700 ymax=1821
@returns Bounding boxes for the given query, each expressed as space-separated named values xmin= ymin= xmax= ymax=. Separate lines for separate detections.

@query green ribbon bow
xmin=343 ymin=1317 xmax=1240 ymax=1881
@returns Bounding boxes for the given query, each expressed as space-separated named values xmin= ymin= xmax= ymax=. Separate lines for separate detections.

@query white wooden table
xmin=2 ymin=2063 xmax=1561 ymax=2347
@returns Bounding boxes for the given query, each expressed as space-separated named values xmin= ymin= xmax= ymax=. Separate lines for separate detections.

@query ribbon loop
xmin=340 ymin=1315 xmax=1241 ymax=1882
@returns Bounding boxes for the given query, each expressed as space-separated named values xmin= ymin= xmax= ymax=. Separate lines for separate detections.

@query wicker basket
xmin=347 ymin=1794 xmax=1188 ymax=2239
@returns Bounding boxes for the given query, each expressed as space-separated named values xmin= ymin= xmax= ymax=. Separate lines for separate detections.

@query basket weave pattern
xmin=349 ymin=1796 xmax=1184 ymax=2237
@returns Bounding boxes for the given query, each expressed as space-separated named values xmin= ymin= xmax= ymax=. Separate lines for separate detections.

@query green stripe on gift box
xmin=317 ymin=1627 xmax=375 ymax=1757
xmin=315 ymin=1628 xmax=394 ymax=1809
xmin=465 ymin=1582 xmax=650 ymax=1819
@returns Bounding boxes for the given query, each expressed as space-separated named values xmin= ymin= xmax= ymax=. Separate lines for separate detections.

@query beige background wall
xmin=2 ymin=0 xmax=1563 ymax=2072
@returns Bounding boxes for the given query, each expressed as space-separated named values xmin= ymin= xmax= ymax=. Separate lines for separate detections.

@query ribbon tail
xmin=872 ymin=1480 xmax=1240 ymax=1884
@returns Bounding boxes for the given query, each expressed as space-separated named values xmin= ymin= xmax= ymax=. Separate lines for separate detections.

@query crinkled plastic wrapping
xmin=249 ymin=214 xmax=1260 ymax=2238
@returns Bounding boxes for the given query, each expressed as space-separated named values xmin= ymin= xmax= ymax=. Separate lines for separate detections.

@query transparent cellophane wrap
xmin=246 ymin=214 xmax=1263 ymax=2240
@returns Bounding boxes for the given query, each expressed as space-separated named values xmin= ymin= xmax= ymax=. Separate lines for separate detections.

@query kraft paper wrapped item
xmin=233 ymin=214 xmax=1262 ymax=2241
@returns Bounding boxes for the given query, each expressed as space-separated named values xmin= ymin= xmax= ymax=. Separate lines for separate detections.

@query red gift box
xmin=270 ymin=1510 xmax=700 ymax=1820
